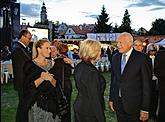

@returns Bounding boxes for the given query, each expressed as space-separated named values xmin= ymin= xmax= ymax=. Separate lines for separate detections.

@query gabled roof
xmin=65 ymin=25 xmax=93 ymax=35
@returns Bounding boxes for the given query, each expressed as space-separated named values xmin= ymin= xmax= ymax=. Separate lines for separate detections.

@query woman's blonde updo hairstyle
xmin=79 ymin=39 xmax=101 ymax=63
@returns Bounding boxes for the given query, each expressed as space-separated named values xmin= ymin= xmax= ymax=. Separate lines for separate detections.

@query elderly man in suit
xmin=154 ymin=46 xmax=165 ymax=122
xmin=109 ymin=32 xmax=151 ymax=122
xmin=12 ymin=29 xmax=32 ymax=122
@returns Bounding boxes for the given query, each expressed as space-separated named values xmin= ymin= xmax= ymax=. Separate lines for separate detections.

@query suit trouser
xmin=150 ymin=80 xmax=159 ymax=119
xmin=16 ymin=91 xmax=27 ymax=122
xmin=116 ymin=97 xmax=140 ymax=122
xmin=157 ymin=92 xmax=165 ymax=122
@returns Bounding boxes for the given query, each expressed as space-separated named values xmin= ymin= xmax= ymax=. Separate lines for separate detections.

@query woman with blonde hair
xmin=23 ymin=39 xmax=59 ymax=122
xmin=74 ymin=39 xmax=106 ymax=122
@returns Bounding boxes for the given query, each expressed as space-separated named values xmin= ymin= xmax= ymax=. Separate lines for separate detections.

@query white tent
xmin=155 ymin=39 xmax=165 ymax=46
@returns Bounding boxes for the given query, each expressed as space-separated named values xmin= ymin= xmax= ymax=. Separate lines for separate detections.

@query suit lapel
xmin=116 ymin=53 xmax=122 ymax=77
xmin=18 ymin=42 xmax=31 ymax=58
xmin=121 ymin=49 xmax=136 ymax=76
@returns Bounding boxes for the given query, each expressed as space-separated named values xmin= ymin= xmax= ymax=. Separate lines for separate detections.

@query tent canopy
xmin=155 ymin=39 xmax=165 ymax=46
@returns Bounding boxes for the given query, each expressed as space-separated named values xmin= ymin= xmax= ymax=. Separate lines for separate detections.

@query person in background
xmin=133 ymin=39 xmax=144 ymax=52
xmin=109 ymin=32 xmax=151 ymax=122
xmin=53 ymin=39 xmax=59 ymax=49
xmin=52 ymin=39 xmax=60 ymax=55
xmin=74 ymin=39 xmax=106 ymax=122
xmin=67 ymin=49 xmax=74 ymax=60
xmin=106 ymin=46 xmax=112 ymax=64
xmin=50 ymin=46 xmax=58 ymax=65
xmin=11 ymin=29 xmax=32 ymax=122
xmin=51 ymin=43 xmax=73 ymax=122
xmin=72 ymin=48 xmax=80 ymax=60
xmin=1 ymin=45 xmax=11 ymax=61
xmin=23 ymin=39 xmax=58 ymax=122
xmin=154 ymin=46 xmax=165 ymax=122
xmin=146 ymin=43 xmax=159 ymax=121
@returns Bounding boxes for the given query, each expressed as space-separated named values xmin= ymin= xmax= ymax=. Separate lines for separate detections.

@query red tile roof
xmin=66 ymin=25 xmax=94 ymax=35
xmin=133 ymin=35 xmax=165 ymax=43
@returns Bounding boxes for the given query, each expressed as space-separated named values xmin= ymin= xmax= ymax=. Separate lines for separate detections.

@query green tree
xmin=113 ymin=23 xmax=120 ymax=33
xmin=119 ymin=9 xmax=132 ymax=33
xmin=94 ymin=5 xmax=112 ymax=33
xmin=149 ymin=18 xmax=165 ymax=35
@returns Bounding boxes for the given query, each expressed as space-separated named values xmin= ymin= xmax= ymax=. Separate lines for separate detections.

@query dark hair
xmin=18 ymin=30 xmax=30 ymax=39
xmin=59 ymin=43 xmax=68 ymax=55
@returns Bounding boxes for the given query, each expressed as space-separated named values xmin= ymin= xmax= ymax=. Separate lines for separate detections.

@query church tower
xmin=40 ymin=2 xmax=47 ymax=24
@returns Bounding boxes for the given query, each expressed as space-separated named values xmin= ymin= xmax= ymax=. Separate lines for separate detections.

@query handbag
xmin=56 ymin=83 xmax=68 ymax=117
xmin=56 ymin=63 xmax=69 ymax=117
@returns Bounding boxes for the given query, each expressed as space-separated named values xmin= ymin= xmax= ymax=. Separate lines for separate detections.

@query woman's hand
xmin=41 ymin=72 xmax=56 ymax=87
xmin=108 ymin=101 xmax=115 ymax=112
xmin=63 ymin=57 xmax=73 ymax=64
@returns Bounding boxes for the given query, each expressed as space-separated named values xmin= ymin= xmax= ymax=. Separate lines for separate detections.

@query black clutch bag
xmin=55 ymin=63 xmax=69 ymax=117
xmin=56 ymin=83 xmax=68 ymax=117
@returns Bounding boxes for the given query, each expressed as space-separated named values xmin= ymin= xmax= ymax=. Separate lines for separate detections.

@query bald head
xmin=117 ymin=32 xmax=133 ymax=54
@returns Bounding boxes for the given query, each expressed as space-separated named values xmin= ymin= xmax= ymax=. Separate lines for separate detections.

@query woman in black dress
xmin=23 ymin=39 xmax=59 ymax=122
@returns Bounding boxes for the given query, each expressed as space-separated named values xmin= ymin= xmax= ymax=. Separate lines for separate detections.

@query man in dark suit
xmin=109 ymin=32 xmax=151 ymax=122
xmin=12 ymin=29 xmax=32 ymax=122
xmin=154 ymin=46 xmax=165 ymax=122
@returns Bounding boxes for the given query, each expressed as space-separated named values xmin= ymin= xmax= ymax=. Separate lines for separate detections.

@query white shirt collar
xmin=122 ymin=47 xmax=133 ymax=63
xmin=18 ymin=41 xmax=26 ymax=48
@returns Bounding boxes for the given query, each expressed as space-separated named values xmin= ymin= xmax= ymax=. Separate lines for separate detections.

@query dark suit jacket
xmin=74 ymin=61 xmax=106 ymax=122
xmin=154 ymin=49 xmax=165 ymax=92
xmin=12 ymin=41 xmax=31 ymax=91
xmin=154 ymin=49 xmax=165 ymax=122
xmin=109 ymin=49 xmax=152 ymax=114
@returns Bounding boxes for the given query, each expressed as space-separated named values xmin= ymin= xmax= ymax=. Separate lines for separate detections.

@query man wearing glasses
xmin=12 ymin=29 xmax=32 ymax=122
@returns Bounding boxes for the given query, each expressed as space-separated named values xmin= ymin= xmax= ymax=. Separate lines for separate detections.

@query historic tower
xmin=40 ymin=2 xmax=47 ymax=24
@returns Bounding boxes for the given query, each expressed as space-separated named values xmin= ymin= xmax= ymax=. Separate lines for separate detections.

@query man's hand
xmin=139 ymin=111 xmax=149 ymax=121
xmin=108 ymin=101 xmax=115 ymax=112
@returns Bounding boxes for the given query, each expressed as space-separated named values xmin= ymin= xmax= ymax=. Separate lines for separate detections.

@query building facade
xmin=0 ymin=0 xmax=20 ymax=50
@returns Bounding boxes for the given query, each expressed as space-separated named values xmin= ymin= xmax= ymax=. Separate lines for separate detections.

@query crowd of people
xmin=6 ymin=29 xmax=165 ymax=122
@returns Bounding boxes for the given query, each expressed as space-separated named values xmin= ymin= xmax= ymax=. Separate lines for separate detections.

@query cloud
xmin=20 ymin=3 xmax=40 ymax=18
xmin=127 ymin=0 xmax=165 ymax=8
xmin=85 ymin=14 xmax=98 ymax=19
xmin=80 ymin=11 xmax=92 ymax=14
xmin=149 ymin=6 xmax=165 ymax=11
xmin=79 ymin=11 xmax=98 ymax=19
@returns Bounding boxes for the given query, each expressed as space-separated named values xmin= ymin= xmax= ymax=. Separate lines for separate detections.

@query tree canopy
xmin=149 ymin=18 xmax=165 ymax=35
xmin=94 ymin=5 xmax=113 ymax=33
xmin=119 ymin=9 xmax=132 ymax=33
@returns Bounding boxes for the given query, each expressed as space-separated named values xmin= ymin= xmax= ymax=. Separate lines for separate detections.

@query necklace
xmin=34 ymin=58 xmax=48 ymax=67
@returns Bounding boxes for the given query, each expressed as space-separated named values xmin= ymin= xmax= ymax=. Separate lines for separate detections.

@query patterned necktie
xmin=121 ymin=54 xmax=127 ymax=74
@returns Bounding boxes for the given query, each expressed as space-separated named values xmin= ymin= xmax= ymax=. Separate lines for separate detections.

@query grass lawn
xmin=1 ymin=72 xmax=154 ymax=122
